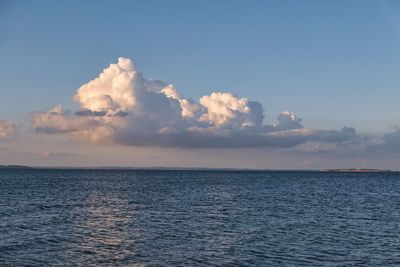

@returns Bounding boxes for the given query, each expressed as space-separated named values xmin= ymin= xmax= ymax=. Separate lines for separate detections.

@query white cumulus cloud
xmin=274 ymin=111 xmax=303 ymax=130
xmin=199 ymin=92 xmax=264 ymax=129
xmin=33 ymin=57 xmax=358 ymax=148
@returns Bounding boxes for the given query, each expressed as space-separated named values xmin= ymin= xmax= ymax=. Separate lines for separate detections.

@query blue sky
xmin=1 ymin=0 xmax=400 ymax=168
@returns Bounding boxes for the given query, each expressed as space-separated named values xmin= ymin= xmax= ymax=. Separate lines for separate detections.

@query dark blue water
xmin=1 ymin=170 xmax=400 ymax=266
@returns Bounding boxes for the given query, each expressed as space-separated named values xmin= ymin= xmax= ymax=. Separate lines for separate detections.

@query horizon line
xmin=0 ymin=165 xmax=395 ymax=172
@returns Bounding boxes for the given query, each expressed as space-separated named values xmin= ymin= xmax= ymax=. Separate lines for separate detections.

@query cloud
xmin=274 ymin=111 xmax=303 ymax=131
xmin=381 ymin=130 xmax=400 ymax=152
xmin=367 ymin=129 xmax=400 ymax=153
xmin=33 ymin=106 xmax=116 ymax=143
xmin=0 ymin=118 xmax=16 ymax=140
xmin=33 ymin=57 xmax=358 ymax=148
xmin=198 ymin=92 xmax=264 ymax=129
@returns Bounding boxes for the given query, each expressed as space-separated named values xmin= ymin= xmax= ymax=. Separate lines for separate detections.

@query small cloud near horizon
xmin=0 ymin=119 xmax=16 ymax=140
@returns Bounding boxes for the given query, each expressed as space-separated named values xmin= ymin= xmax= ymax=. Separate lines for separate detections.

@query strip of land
xmin=319 ymin=168 xmax=391 ymax=173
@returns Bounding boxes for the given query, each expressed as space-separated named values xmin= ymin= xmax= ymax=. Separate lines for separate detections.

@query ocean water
xmin=1 ymin=169 xmax=400 ymax=266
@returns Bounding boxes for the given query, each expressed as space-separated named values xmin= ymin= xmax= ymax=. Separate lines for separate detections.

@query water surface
xmin=1 ymin=169 xmax=400 ymax=266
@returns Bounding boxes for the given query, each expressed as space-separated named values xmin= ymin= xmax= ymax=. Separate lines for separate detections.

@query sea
xmin=1 ymin=169 xmax=400 ymax=266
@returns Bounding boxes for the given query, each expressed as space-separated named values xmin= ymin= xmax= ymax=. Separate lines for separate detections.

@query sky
xmin=1 ymin=0 xmax=400 ymax=169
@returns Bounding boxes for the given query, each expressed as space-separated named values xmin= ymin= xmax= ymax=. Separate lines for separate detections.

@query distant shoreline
xmin=319 ymin=168 xmax=392 ymax=173
xmin=0 ymin=165 xmax=35 ymax=169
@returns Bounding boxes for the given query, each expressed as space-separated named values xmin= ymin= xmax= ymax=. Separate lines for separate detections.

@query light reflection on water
xmin=1 ymin=169 xmax=400 ymax=266
xmin=62 ymin=190 xmax=140 ymax=265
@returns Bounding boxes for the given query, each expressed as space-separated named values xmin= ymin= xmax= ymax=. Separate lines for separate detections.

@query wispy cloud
xmin=0 ymin=118 xmax=16 ymax=140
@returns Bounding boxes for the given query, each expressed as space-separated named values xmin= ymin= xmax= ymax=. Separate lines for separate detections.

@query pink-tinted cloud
xmin=0 ymin=118 xmax=16 ymax=140
xmin=33 ymin=57 xmax=358 ymax=148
